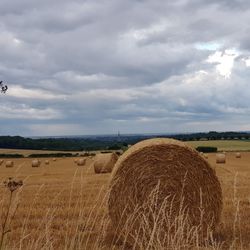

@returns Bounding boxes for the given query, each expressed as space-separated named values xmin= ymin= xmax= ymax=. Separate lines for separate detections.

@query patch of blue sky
xmin=195 ymin=42 xmax=222 ymax=51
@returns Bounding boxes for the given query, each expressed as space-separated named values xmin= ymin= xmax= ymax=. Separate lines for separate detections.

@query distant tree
xmin=196 ymin=146 xmax=217 ymax=153
xmin=107 ymin=144 xmax=122 ymax=150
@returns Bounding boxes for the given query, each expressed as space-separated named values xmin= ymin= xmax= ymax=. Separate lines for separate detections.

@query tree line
xmin=0 ymin=132 xmax=249 ymax=151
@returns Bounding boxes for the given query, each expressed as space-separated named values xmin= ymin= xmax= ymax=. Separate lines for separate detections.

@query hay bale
xmin=236 ymin=152 xmax=241 ymax=158
xmin=108 ymin=138 xmax=222 ymax=245
xmin=74 ymin=159 xmax=78 ymax=163
xmin=0 ymin=159 xmax=3 ymax=165
xmin=32 ymin=159 xmax=40 ymax=167
xmin=94 ymin=153 xmax=119 ymax=174
xmin=204 ymin=153 xmax=208 ymax=159
xmin=77 ymin=158 xmax=86 ymax=166
xmin=216 ymin=154 xmax=226 ymax=164
xmin=53 ymin=158 xmax=56 ymax=161
xmin=6 ymin=161 xmax=14 ymax=168
xmin=45 ymin=160 xmax=50 ymax=165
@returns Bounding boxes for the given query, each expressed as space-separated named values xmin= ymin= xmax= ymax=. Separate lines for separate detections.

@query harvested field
xmin=0 ymin=149 xmax=82 ymax=157
xmin=188 ymin=140 xmax=250 ymax=151
xmin=0 ymin=152 xmax=250 ymax=249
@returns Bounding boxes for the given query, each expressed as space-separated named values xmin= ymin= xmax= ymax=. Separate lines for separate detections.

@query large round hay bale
xmin=236 ymin=152 xmax=241 ymax=158
xmin=108 ymin=138 xmax=222 ymax=245
xmin=32 ymin=159 xmax=40 ymax=167
xmin=6 ymin=161 xmax=14 ymax=168
xmin=45 ymin=160 xmax=50 ymax=165
xmin=77 ymin=158 xmax=86 ymax=166
xmin=94 ymin=153 xmax=119 ymax=174
xmin=216 ymin=153 xmax=226 ymax=164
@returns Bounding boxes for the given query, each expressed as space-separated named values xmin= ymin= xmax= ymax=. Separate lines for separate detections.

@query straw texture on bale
xmin=6 ymin=161 xmax=14 ymax=168
xmin=77 ymin=158 xmax=86 ymax=166
xmin=94 ymin=153 xmax=119 ymax=174
xmin=45 ymin=160 xmax=50 ymax=165
xmin=236 ymin=152 xmax=241 ymax=158
xmin=32 ymin=159 xmax=40 ymax=167
xmin=108 ymin=138 xmax=222 ymax=244
xmin=216 ymin=154 xmax=226 ymax=164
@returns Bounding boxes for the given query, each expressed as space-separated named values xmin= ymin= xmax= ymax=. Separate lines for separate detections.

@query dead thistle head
xmin=3 ymin=178 xmax=23 ymax=193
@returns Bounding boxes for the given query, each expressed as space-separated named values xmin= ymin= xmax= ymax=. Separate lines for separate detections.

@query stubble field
xmin=0 ymin=151 xmax=250 ymax=249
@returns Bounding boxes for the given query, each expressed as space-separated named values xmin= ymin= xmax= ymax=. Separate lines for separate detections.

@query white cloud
xmin=243 ymin=58 xmax=250 ymax=67
xmin=8 ymin=85 xmax=67 ymax=100
xmin=0 ymin=104 xmax=62 ymax=120
xmin=207 ymin=49 xmax=239 ymax=78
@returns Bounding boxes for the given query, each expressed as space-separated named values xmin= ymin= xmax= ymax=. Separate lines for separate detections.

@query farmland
xmin=0 ymin=148 xmax=84 ymax=157
xmin=0 ymin=149 xmax=250 ymax=249
xmin=188 ymin=140 xmax=250 ymax=151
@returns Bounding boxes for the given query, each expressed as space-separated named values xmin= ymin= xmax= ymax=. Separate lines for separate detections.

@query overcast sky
xmin=1 ymin=0 xmax=250 ymax=136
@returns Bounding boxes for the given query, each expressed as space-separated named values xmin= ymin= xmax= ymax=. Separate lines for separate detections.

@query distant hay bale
xmin=204 ymin=153 xmax=208 ymax=159
xmin=6 ymin=161 xmax=14 ymax=168
xmin=216 ymin=153 xmax=226 ymax=164
xmin=94 ymin=153 xmax=119 ymax=174
xmin=32 ymin=159 xmax=40 ymax=167
xmin=108 ymin=138 xmax=222 ymax=245
xmin=236 ymin=152 xmax=241 ymax=158
xmin=77 ymin=158 xmax=86 ymax=166
xmin=0 ymin=159 xmax=3 ymax=165
xmin=74 ymin=159 xmax=78 ymax=163
xmin=53 ymin=158 xmax=56 ymax=161
xmin=45 ymin=160 xmax=50 ymax=165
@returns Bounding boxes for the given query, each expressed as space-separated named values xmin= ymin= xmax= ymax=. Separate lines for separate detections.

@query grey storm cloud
xmin=1 ymin=0 xmax=250 ymax=136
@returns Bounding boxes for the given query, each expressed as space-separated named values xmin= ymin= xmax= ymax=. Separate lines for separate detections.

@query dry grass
xmin=0 ymin=153 xmax=250 ymax=249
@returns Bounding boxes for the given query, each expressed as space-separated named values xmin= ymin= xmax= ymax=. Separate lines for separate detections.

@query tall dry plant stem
xmin=0 ymin=178 xmax=23 ymax=250
xmin=0 ymin=191 xmax=13 ymax=250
